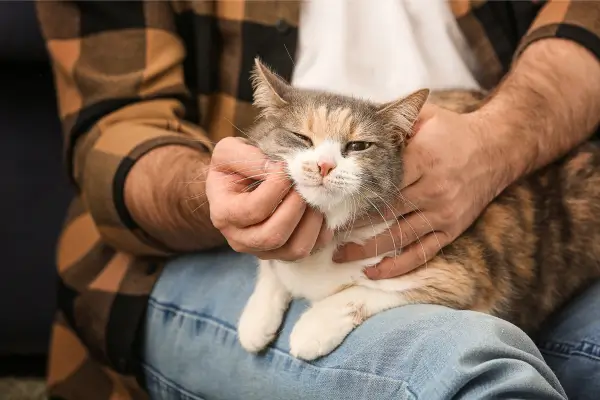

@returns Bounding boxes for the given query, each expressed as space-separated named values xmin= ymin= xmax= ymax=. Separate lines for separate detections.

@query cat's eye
xmin=345 ymin=141 xmax=373 ymax=152
xmin=291 ymin=131 xmax=313 ymax=146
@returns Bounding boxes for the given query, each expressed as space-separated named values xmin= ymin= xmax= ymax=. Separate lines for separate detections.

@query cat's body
xmin=237 ymin=59 xmax=600 ymax=360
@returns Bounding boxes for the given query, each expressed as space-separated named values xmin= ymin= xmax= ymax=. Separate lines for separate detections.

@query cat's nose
xmin=317 ymin=160 xmax=336 ymax=177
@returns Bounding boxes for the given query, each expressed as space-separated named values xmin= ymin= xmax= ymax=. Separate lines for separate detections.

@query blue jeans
xmin=140 ymin=248 xmax=600 ymax=400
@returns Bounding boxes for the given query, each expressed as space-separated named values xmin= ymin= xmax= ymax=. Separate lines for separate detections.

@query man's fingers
xmin=265 ymin=208 xmax=324 ymax=261
xmin=351 ymin=199 xmax=414 ymax=228
xmin=364 ymin=232 xmax=448 ymax=280
xmin=313 ymin=221 xmax=334 ymax=251
xmin=234 ymin=190 xmax=306 ymax=251
xmin=208 ymin=137 xmax=295 ymax=228
xmin=224 ymin=170 xmax=294 ymax=227
xmin=400 ymin=146 xmax=424 ymax=190
xmin=211 ymin=137 xmax=271 ymax=177
xmin=333 ymin=211 xmax=434 ymax=262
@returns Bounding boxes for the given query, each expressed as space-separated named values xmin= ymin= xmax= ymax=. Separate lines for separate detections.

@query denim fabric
xmin=141 ymin=248 xmax=599 ymax=400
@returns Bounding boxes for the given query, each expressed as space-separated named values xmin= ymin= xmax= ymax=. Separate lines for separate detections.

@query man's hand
xmin=334 ymin=105 xmax=506 ymax=279
xmin=206 ymin=137 xmax=332 ymax=261
xmin=335 ymin=38 xmax=600 ymax=280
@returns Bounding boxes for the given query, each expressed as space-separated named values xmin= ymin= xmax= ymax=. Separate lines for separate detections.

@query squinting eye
xmin=345 ymin=141 xmax=373 ymax=152
xmin=291 ymin=131 xmax=313 ymax=146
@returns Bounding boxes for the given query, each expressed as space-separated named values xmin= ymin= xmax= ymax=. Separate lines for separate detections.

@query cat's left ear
xmin=376 ymin=89 xmax=430 ymax=141
xmin=251 ymin=57 xmax=292 ymax=116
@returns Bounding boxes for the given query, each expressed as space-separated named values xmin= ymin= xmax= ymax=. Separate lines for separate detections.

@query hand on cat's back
xmin=334 ymin=104 xmax=513 ymax=279
xmin=206 ymin=137 xmax=333 ymax=261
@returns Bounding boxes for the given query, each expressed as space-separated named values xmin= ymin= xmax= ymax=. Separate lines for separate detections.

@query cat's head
xmin=247 ymin=58 xmax=429 ymax=230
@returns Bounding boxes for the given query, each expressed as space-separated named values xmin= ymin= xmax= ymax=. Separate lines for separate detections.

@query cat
xmin=236 ymin=57 xmax=600 ymax=361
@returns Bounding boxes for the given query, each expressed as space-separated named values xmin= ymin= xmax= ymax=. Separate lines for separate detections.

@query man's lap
xmin=140 ymin=248 xmax=597 ymax=400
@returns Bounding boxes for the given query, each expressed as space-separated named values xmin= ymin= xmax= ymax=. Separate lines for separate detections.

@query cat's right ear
xmin=376 ymin=88 xmax=430 ymax=142
xmin=251 ymin=57 xmax=291 ymax=116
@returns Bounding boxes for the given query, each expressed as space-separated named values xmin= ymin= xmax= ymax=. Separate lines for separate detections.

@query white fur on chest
xmin=272 ymin=218 xmax=402 ymax=302
xmin=237 ymin=213 xmax=427 ymax=359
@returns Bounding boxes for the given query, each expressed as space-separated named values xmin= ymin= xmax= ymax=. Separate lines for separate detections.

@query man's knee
xmin=328 ymin=305 xmax=557 ymax=394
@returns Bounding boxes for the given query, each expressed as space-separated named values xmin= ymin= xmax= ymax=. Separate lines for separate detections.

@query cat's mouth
xmin=295 ymin=181 xmax=347 ymax=205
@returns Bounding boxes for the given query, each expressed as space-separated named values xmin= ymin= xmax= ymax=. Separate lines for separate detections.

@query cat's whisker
xmin=360 ymin=185 xmax=428 ymax=273
xmin=179 ymin=158 xmax=280 ymax=186
xmin=184 ymin=192 xmax=207 ymax=201
xmin=355 ymin=180 xmax=406 ymax=250
xmin=268 ymin=182 xmax=297 ymax=215
xmin=283 ymin=44 xmax=295 ymax=66
xmin=186 ymin=175 xmax=292 ymax=211
xmin=386 ymin=181 xmax=445 ymax=259
xmin=241 ymin=177 xmax=292 ymax=193
xmin=359 ymin=192 xmax=396 ymax=262
xmin=230 ymin=172 xmax=289 ymax=185
xmin=185 ymin=170 xmax=289 ymax=187
xmin=224 ymin=117 xmax=251 ymax=139
xmin=196 ymin=157 xmax=281 ymax=173
xmin=359 ymin=177 xmax=436 ymax=260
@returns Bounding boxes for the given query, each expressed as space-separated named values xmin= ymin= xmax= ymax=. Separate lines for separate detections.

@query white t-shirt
xmin=291 ymin=0 xmax=481 ymax=103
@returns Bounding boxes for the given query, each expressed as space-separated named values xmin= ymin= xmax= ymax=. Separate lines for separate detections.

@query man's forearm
xmin=475 ymin=38 xmax=600 ymax=192
xmin=124 ymin=145 xmax=226 ymax=252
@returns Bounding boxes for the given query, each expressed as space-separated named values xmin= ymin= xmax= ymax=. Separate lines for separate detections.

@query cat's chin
xmin=296 ymin=185 xmax=343 ymax=208
xmin=295 ymin=184 xmax=355 ymax=230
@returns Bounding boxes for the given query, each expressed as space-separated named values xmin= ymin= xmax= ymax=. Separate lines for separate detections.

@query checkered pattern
xmin=35 ymin=0 xmax=600 ymax=398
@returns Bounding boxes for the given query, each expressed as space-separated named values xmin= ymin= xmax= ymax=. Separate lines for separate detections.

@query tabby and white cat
xmin=237 ymin=58 xmax=600 ymax=360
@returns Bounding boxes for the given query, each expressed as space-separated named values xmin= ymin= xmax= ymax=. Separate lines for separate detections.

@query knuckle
xmin=266 ymin=234 xmax=287 ymax=250
xmin=248 ymin=231 xmax=285 ymax=251
xmin=438 ymin=206 xmax=456 ymax=224
xmin=393 ymin=224 xmax=411 ymax=245
xmin=227 ymin=239 xmax=245 ymax=253
xmin=210 ymin=208 xmax=227 ymax=230
xmin=218 ymin=136 xmax=237 ymax=150
xmin=428 ymin=183 xmax=444 ymax=198
xmin=289 ymin=245 xmax=311 ymax=260
xmin=245 ymin=207 xmax=268 ymax=225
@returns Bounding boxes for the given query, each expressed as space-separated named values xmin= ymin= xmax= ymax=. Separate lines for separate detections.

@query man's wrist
xmin=469 ymin=38 xmax=600 ymax=193
xmin=470 ymin=97 xmax=537 ymax=188
xmin=124 ymin=144 xmax=225 ymax=252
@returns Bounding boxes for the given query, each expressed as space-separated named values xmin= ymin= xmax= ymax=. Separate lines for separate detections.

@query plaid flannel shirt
xmin=35 ymin=1 xmax=600 ymax=398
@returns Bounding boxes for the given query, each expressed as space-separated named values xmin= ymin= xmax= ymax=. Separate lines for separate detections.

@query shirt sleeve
xmin=515 ymin=1 xmax=600 ymax=61
xmin=37 ymin=1 xmax=213 ymax=256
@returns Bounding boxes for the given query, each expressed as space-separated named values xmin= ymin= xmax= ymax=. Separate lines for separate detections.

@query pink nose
xmin=317 ymin=160 xmax=336 ymax=177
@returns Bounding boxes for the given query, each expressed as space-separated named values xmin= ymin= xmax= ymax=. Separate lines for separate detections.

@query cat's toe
xmin=289 ymin=334 xmax=324 ymax=360
xmin=237 ymin=319 xmax=276 ymax=353
xmin=289 ymin=308 xmax=356 ymax=360
xmin=238 ymin=329 xmax=275 ymax=353
xmin=237 ymin=309 xmax=279 ymax=353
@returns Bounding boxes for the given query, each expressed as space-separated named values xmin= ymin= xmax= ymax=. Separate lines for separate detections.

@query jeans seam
xmin=539 ymin=339 xmax=600 ymax=361
xmin=147 ymin=297 xmax=417 ymax=398
xmin=143 ymin=361 xmax=206 ymax=400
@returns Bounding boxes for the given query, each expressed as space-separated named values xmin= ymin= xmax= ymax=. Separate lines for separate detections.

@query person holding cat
xmin=37 ymin=1 xmax=600 ymax=399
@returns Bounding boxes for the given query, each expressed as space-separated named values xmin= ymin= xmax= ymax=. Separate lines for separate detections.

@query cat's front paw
xmin=238 ymin=302 xmax=280 ymax=353
xmin=289 ymin=303 xmax=359 ymax=360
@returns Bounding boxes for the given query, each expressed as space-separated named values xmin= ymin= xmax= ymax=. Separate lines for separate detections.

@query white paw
xmin=289 ymin=303 xmax=360 ymax=360
xmin=238 ymin=299 xmax=282 ymax=353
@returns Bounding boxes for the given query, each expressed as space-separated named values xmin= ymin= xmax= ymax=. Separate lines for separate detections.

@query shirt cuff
xmin=515 ymin=4 xmax=600 ymax=62
xmin=81 ymin=122 xmax=213 ymax=256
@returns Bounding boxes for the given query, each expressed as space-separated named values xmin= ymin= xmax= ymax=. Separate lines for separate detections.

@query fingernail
xmin=363 ymin=266 xmax=380 ymax=279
